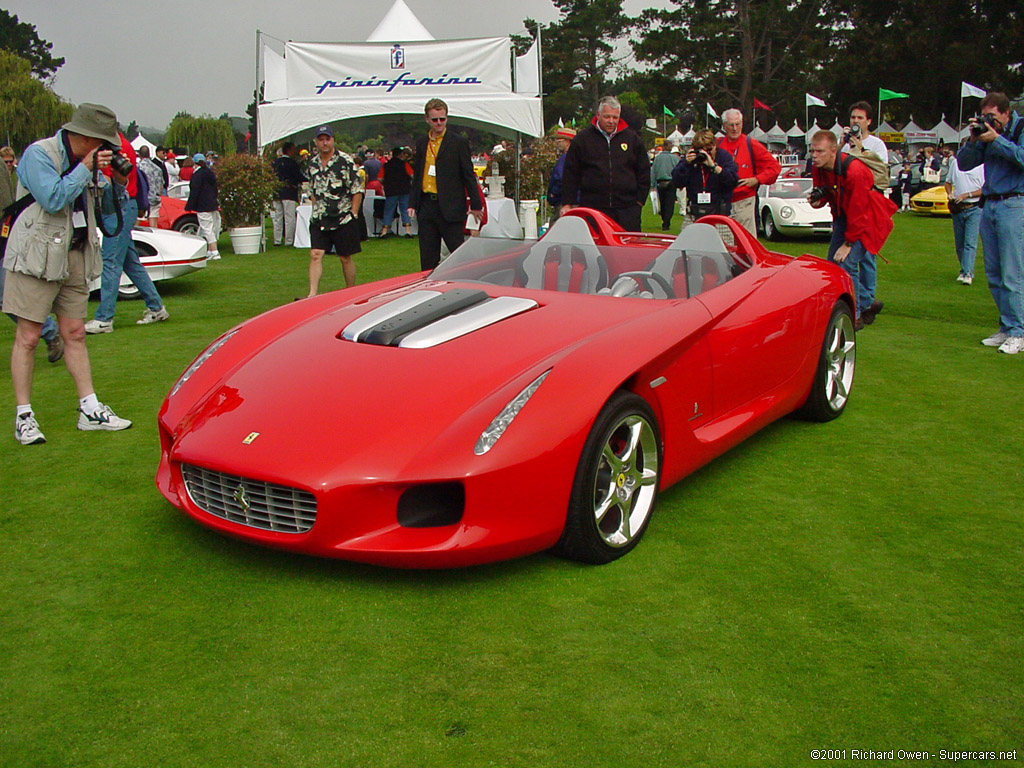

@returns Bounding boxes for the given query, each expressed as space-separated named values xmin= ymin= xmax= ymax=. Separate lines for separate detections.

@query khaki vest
xmin=3 ymin=135 xmax=102 ymax=282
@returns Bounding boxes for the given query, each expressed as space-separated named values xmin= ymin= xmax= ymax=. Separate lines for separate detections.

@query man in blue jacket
xmin=957 ymin=91 xmax=1024 ymax=355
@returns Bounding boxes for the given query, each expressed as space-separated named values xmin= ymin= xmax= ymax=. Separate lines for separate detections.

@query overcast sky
xmin=8 ymin=0 xmax=668 ymax=132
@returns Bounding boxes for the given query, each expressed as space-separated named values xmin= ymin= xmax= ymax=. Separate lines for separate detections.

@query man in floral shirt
xmin=305 ymin=125 xmax=363 ymax=297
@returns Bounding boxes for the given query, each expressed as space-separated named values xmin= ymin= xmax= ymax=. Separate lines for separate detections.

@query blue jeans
xmin=96 ymin=197 xmax=163 ymax=322
xmin=952 ymin=204 xmax=981 ymax=277
xmin=1 ymin=259 xmax=58 ymax=341
xmin=979 ymin=197 xmax=1024 ymax=336
xmin=828 ymin=213 xmax=878 ymax=318
xmin=382 ymin=194 xmax=411 ymax=227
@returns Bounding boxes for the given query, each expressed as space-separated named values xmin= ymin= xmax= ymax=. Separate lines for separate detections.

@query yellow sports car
xmin=909 ymin=185 xmax=950 ymax=216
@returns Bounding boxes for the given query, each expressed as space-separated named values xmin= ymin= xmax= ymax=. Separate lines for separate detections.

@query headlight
xmin=474 ymin=370 xmax=551 ymax=455
xmin=169 ymin=329 xmax=239 ymax=396
xmin=780 ymin=205 xmax=794 ymax=220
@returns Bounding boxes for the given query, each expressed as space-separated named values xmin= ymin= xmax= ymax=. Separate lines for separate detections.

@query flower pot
xmin=228 ymin=225 xmax=263 ymax=254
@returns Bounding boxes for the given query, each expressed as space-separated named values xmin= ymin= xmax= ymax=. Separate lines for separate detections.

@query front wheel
xmin=763 ymin=209 xmax=781 ymax=241
xmin=554 ymin=391 xmax=662 ymax=564
xmin=117 ymin=284 xmax=141 ymax=300
xmin=795 ymin=300 xmax=856 ymax=422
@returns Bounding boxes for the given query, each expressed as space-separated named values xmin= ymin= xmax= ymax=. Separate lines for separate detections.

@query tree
xmin=163 ymin=114 xmax=236 ymax=157
xmin=0 ymin=10 xmax=64 ymax=81
xmin=824 ymin=0 xmax=1024 ymax=126
xmin=515 ymin=0 xmax=632 ymax=129
xmin=0 ymin=50 xmax=73 ymax=151
xmin=632 ymin=0 xmax=834 ymax=131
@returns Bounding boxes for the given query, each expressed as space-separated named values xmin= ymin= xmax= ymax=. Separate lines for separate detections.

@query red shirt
xmin=812 ymin=154 xmax=897 ymax=255
xmin=717 ymin=134 xmax=781 ymax=203
xmin=102 ymin=133 xmax=138 ymax=197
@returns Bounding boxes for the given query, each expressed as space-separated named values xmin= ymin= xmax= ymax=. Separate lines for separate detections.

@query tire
xmin=172 ymin=215 xmax=200 ymax=237
xmin=795 ymin=300 xmax=856 ymax=422
xmin=117 ymin=284 xmax=141 ymax=300
xmin=554 ymin=391 xmax=662 ymax=564
xmin=763 ymin=209 xmax=781 ymax=241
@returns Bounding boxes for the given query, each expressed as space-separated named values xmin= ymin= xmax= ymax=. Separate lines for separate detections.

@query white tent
xmin=933 ymin=116 xmax=960 ymax=146
xmin=130 ymin=133 xmax=158 ymax=157
xmin=902 ymin=117 xmax=936 ymax=145
xmin=765 ymin=122 xmax=788 ymax=148
xmin=257 ymin=0 xmax=543 ymax=148
xmin=749 ymin=125 xmax=767 ymax=142
xmin=786 ymin=120 xmax=804 ymax=139
xmin=804 ymin=121 xmax=822 ymax=144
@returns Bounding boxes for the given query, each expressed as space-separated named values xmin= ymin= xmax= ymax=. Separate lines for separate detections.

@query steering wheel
xmin=611 ymin=270 xmax=676 ymax=299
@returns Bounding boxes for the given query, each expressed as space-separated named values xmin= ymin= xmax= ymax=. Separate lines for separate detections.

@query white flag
xmin=707 ymin=102 xmax=718 ymax=119
xmin=806 ymin=93 xmax=826 ymax=108
xmin=558 ymin=118 xmax=564 ymax=127
xmin=961 ymin=81 xmax=986 ymax=99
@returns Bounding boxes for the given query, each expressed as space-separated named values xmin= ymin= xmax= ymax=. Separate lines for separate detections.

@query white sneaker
xmin=14 ymin=413 xmax=46 ymax=445
xmin=84 ymin=319 xmax=114 ymax=334
xmin=961 ymin=275 xmax=973 ymax=286
xmin=208 ymin=251 xmax=221 ymax=261
xmin=77 ymin=403 xmax=132 ymax=431
xmin=956 ymin=273 xmax=966 ymax=283
xmin=982 ymin=331 xmax=1008 ymax=347
xmin=137 ymin=306 xmax=170 ymax=325
xmin=997 ymin=336 xmax=1024 ymax=355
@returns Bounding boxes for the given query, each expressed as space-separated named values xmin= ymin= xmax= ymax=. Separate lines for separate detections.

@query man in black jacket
xmin=560 ymin=96 xmax=649 ymax=231
xmin=271 ymin=142 xmax=304 ymax=247
xmin=408 ymin=99 xmax=484 ymax=271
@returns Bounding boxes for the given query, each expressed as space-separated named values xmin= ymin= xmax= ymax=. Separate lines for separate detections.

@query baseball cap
xmin=192 ymin=153 xmax=205 ymax=163
xmin=315 ymin=125 xmax=334 ymax=137
xmin=555 ymin=127 xmax=576 ymax=139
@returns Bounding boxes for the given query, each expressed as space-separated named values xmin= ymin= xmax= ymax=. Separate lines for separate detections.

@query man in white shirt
xmin=944 ymin=146 xmax=986 ymax=285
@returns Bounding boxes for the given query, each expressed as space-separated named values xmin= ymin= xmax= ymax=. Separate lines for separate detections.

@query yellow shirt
xmin=422 ymin=131 xmax=445 ymax=194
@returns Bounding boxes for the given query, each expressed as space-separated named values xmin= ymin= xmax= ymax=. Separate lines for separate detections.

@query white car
xmin=757 ymin=178 xmax=834 ymax=240
xmin=89 ymin=226 xmax=208 ymax=299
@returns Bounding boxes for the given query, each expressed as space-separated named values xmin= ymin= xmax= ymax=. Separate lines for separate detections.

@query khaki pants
xmin=730 ymin=195 xmax=756 ymax=235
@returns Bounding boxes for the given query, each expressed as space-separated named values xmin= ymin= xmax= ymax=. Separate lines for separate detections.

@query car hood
xmin=167 ymin=281 xmax=684 ymax=488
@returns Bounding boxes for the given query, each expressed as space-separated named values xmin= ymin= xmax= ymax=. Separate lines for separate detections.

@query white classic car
xmin=89 ymin=226 xmax=208 ymax=299
xmin=757 ymin=178 xmax=834 ymax=240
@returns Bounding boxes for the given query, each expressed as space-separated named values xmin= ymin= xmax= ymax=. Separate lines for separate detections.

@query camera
xmin=843 ymin=123 xmax=862 ymax=145
xmin=970 ymin=114 xmax=1000 ymax=137
xmin=807 ymin=186 xmax=829 ymax=204
xmin=101 ymin=141 xmax=134 ymax=177
xmin=691 ymin=149 xmax=711 ymax=165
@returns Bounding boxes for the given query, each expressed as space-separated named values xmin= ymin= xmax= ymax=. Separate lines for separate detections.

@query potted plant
xmin=214 ymin=153 xmax=280 ymax=254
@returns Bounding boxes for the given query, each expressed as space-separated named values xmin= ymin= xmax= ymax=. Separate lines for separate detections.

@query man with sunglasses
xmin=408 ymin=99 xmax=484 ymax=271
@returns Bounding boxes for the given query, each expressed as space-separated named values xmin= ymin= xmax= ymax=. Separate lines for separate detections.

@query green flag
xmin=663 ymin=105 xmax=674 ymax=117
xmin=879 ymin=88 xmax=909 ymax=101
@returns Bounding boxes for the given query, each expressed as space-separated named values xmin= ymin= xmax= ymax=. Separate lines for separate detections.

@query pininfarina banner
xmin=284 ymin=37 xmax=512 ymax=100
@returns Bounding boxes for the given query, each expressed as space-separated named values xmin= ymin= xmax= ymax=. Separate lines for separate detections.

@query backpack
xmin=846 ymin=148 xmax=890 ymax=191
xmin=134 ymin=165 xmax=149 ymax=213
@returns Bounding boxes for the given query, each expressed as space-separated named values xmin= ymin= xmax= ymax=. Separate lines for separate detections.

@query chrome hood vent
xmin=340 ymin=289 xmax=538 ymax=348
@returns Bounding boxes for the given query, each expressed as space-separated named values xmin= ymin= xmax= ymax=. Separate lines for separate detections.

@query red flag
xmin=753 ymin=98 xmax=772 ymax=111
xmin=245 ymin=131 xmax=252 ymax=143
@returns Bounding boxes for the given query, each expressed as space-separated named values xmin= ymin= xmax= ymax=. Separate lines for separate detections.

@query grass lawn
xmin=1 ymin=210 xmax=1021 ymax=767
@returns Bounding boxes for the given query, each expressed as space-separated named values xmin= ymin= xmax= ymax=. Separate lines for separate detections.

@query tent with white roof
xmin=256 ymin=0 xmax=543 ymax=148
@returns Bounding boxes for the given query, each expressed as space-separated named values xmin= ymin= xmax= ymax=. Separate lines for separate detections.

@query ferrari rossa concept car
xmin=156 ymin=210 xmax=856 ymax=568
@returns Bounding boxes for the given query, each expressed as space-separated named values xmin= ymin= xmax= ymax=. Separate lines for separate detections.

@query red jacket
xmin=812 ymin=154 xmax=897 ymax=255
xmin=717 ymin=134 xmax=780 ymax=203
xmin=102 ymin=132 xmax=138 ymax=197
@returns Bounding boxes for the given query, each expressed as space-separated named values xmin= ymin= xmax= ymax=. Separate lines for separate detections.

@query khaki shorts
xmin=149 ymin=200 xmax=162 ymax=218
xmin=1 ymin=247 xmax=89 ymax=323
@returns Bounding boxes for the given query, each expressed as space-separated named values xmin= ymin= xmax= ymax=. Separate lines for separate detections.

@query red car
xmin=157 ymin=209 xmax=856 ymax=568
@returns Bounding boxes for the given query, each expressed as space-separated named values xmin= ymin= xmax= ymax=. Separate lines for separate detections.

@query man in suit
xmin=408 ymin=98 xmax=484 ymax=271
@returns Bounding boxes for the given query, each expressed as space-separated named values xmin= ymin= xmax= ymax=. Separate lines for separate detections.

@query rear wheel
xmin=172 ymin=215 xmax=200 ymax=237
xmin=117 ymin=284 xmax=141 ymax=300
xmin=795 ymin=300 xmax=856 ymax=422
xmin=554 ymin=391 xmax=662 ymax=564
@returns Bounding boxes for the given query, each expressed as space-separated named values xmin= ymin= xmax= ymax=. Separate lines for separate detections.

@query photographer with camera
xmin=808 ymin=130 xmax=897 ymax=329
xmin=957 ymin=91 xmax=1024 ymax=355
xmin=1 ymin=103 xmax=133 ymax=445
xmin=84 ymin=132 xmax=169 ymax=335
xmin=671 ymin=130 xmax=738 ymax=222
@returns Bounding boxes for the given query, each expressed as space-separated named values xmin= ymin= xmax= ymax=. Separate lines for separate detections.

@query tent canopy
xmin=258 ymin=0 xmax=543 ymax=148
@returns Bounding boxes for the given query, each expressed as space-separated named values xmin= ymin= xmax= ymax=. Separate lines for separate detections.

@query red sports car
xmin=156 ymin=210 xmax=856 ymax=568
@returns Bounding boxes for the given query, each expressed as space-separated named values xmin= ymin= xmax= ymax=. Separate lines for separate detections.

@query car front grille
xmin=181 ymin=464 xmax=317 ymax=534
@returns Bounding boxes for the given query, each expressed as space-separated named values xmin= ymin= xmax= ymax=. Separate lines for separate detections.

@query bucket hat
xmin=62 ymin=103 xmax=119 ymax=145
